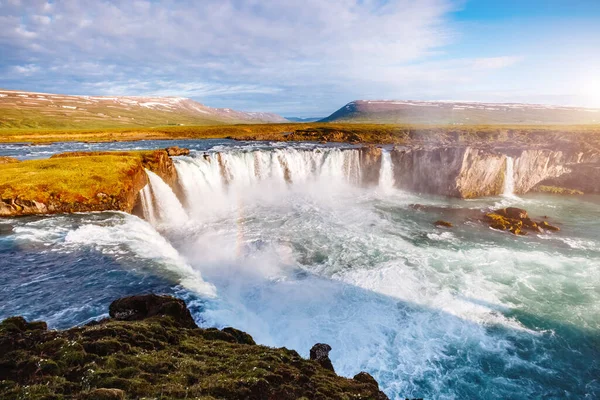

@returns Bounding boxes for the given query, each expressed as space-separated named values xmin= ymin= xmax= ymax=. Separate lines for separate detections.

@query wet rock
xmin=501 ymin=207 xmax=528 ymax=219
xmin=165 ymin=146 xmax=190 ymax=156
xmin=485 ymin=207 xmax=559 ymax=236
xmin=434 ymin=220 xmax=453 ymax=228
xmin=108 ymin=294 xmax=197 ymax=328
xmin=539 ymin=220 xmax=560 ymax=231
xmin=310 ymin=343 xmax=334 ymax=372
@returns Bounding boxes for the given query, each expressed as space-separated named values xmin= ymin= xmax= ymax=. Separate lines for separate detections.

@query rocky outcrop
xmin=0 ymin=294 xmax=389 ymax=400
xmin=165 ymin=146 xmax=190 ymax=156
xmin=388 ymin=145 xmax=598 ymax=198
xmin=310 ymin=343 xmax=335 ymax=372
xmin=512 ymin=149 xmax=569 ymax=193
xmin=109 ymin=294 xmax=196 ymax=328
xmin=534 ymin=163 xmax=600 ymax=194
xmin=484 ymin=207 xmax=559 ymax=235
xmin=359 ymin=145 xmax=383 ymax=185
xmin=391 ymin=146 xmax=505 ymax=198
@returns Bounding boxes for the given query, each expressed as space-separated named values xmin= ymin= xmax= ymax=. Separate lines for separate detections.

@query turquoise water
xmin=0 ymin=141 xmax=599 ymax=399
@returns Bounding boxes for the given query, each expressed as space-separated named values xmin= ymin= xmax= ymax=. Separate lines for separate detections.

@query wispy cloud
xmin=0 ymin=0 xmax=548 ymax=114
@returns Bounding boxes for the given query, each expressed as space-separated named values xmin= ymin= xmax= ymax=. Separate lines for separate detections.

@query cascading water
xmin=170 ymin=148 xmax=364 ymax=219
xmin=139 ymin=184 xmax=157 ymax=226
xmin=379 ymin=150 xmax=395 ymax=191
xmin=503 ymin=156 xmax=515 ymax=196
xmin=144 ymin=170 xmax=188 ymax=226
xmin=3 ymin=141 xmax=599 ymax=400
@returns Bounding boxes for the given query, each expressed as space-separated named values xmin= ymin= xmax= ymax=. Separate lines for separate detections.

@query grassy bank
xmin=1 ymin=123 xmax=600 ymax=147
xmin=0 ymin=150 xmax=177 ymax=216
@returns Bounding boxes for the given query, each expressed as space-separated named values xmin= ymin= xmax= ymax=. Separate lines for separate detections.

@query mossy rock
xmin=0 ymin=294 xmax=389 ymax=400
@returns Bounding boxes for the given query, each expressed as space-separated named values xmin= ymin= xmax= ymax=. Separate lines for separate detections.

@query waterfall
xmin=144 ymin=170 xmax=188 ymax=226
xmin=379 ymin=150 xmax=395 ymax=191
xmin=139 ymin=184 xmax=157 ymax=225
xmin=168 ymin=148 xmax=364 ymax=218
xmin=503 ymin=156 xmax=515 ymax=196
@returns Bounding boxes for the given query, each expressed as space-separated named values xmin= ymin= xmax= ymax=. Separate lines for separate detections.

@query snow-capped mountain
xmin=0 ymin=89 xmax=287 ymax=129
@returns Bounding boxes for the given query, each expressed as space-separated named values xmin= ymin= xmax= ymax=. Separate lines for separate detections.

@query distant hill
xmin=320 ymin=100 xmax=600 ymax=125
xmin=0 ymin=89 xmax=287 ymax=129
xmin=285 ymin=117 xmax=324 ymax=122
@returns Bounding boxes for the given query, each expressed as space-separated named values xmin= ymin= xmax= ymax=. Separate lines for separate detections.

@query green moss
xmin=1 ymin=314 xmax=388 ymax=399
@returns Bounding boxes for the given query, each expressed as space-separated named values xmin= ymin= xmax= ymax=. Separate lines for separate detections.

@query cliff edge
xmin=0 ymin=294 xmax=388 ymax=400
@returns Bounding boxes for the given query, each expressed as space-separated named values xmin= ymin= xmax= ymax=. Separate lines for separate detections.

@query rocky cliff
xmin=0 ymin=150 xmax=179 ymax=217
xmin=0 ymin=294 xmax=388 ymax=400
xmin=387 ymin=145 xmax=598 ymax=198
xmin=390 ymin=147 xmax=506 ymax=198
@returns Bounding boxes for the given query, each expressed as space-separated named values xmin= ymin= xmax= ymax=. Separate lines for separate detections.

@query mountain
xmin=285 ymin=117 xmax=324 ymax=122
xmin=320 ymin=100 xmax=600 ymax=125
xmin=0 ymin=89 xmax=287 ymax=129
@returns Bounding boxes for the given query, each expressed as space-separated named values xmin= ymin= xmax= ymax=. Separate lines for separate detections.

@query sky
xmin=1 ymin=0 xmax=600 ymax=117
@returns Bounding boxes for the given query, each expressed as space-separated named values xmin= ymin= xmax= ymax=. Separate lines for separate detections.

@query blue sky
xmin=1 ymin=0 xmax=599 ymax=116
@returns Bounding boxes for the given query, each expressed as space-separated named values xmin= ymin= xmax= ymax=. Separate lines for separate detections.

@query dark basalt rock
xmin=165 ymin=146 xmax=190 ymax=156
xmin=109 ymin=294 xmax=197 ymax=328
xmin=0 ymin=295 xmax=390 ymax=399
xmin=310 ymin=343 xmax=334 ymax=372
xmin=222 ymin=326 xmax=257 ymax=345
xmin=354 ymin=371 xmax=379 ymax=387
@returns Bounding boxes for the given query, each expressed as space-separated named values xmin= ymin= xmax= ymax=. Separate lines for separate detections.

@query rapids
xmin=1 ymin=140 xmax=599 ymax=399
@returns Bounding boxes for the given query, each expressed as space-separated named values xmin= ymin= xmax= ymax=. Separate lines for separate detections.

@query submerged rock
xmin=434 ymin=220 xmax=453 ymax=228
xmin=0 ymin=295 xmax=389 ymax=400
xmin=485 ymin=208 xmax=559 ymax=235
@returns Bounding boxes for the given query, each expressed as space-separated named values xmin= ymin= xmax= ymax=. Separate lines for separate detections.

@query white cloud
xmin=0 ymin=0 xmax=528 ymax=114
xmin=12 ymin=64 xmax=39 ymax=75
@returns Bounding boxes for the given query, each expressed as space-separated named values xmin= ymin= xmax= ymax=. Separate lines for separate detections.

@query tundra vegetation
xmin=1 ymin=122 xmax=600 ymax=147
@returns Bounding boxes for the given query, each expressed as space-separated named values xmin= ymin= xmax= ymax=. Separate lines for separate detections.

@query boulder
xmin=498 ymin=207 xmax=528 ymax=219
xmin=310 ymin=343 xmax=334 ymax=372
xmin=108 ymin=294 xmax=197 ymax=328
xmin=165 ymin=146 xmax=190 ymax=156
xmin=484 ymin=207 xmax=559 ymax=236
xmin=539 ymin=221 xmax=560 ymax=231
xmin=221 ymin=327 xmax=256 ymax=345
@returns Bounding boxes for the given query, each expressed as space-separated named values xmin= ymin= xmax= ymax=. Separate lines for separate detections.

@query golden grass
xmin=1 ymin=122 xmax=600 ymax=145
xmin=0 ymin=154 xmax=144 ymax=204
